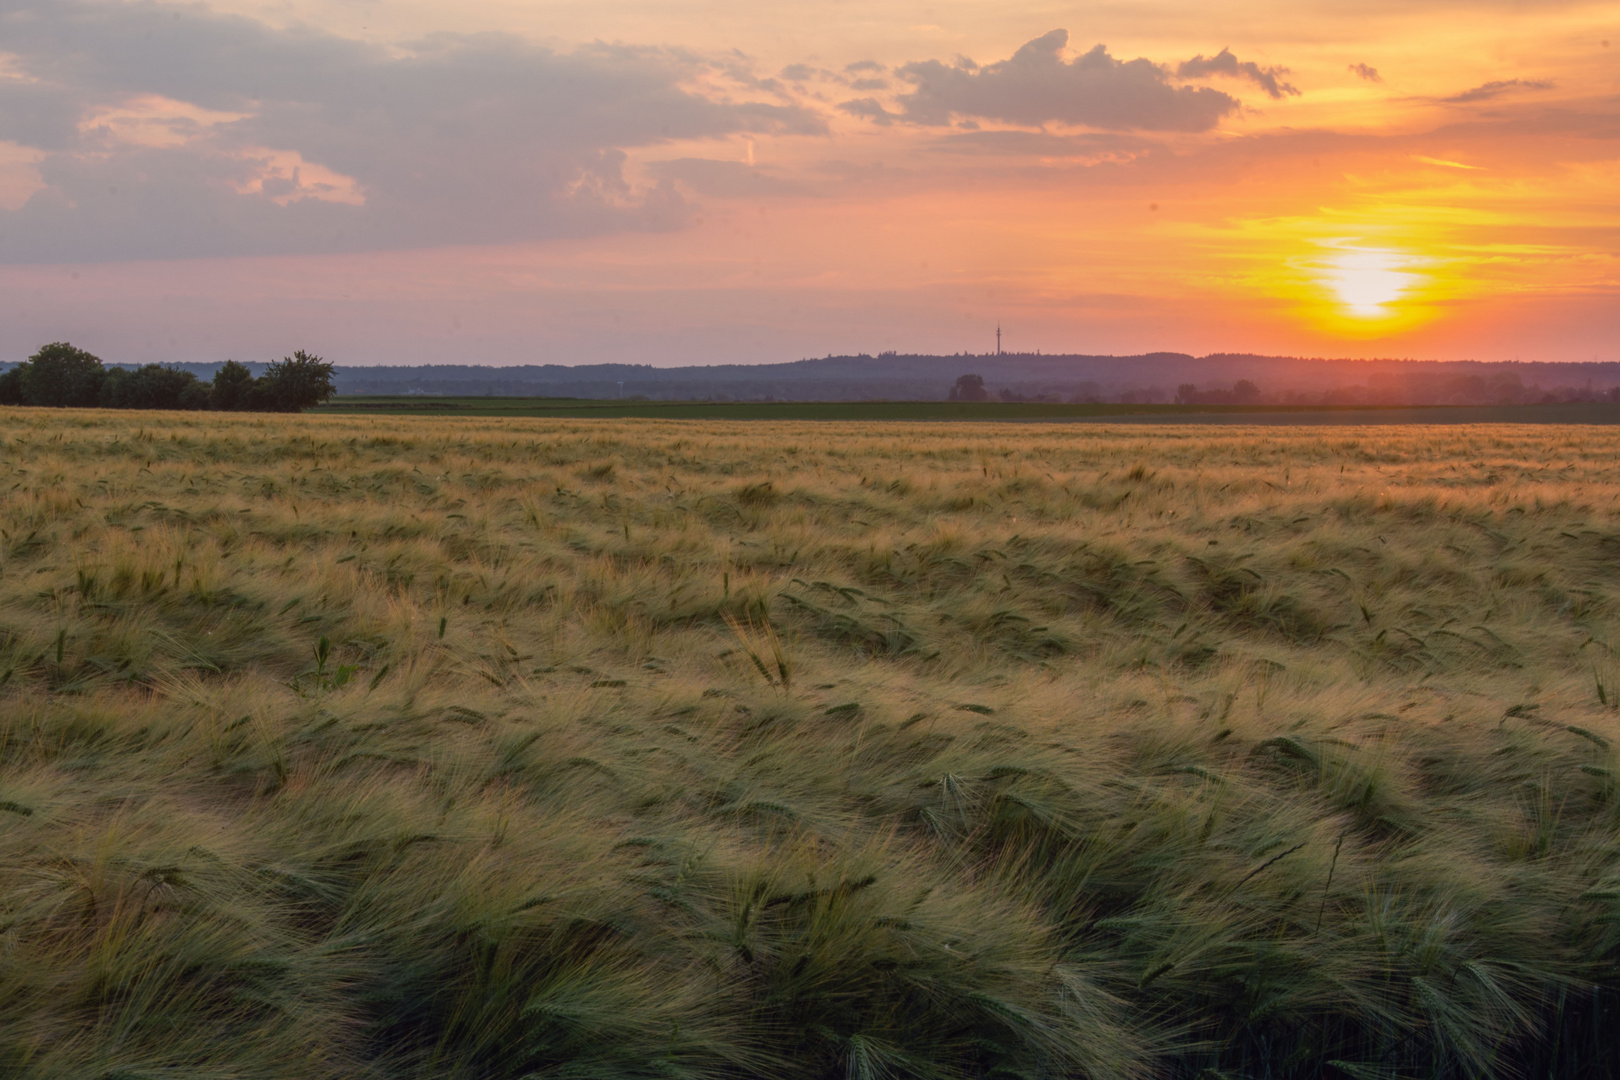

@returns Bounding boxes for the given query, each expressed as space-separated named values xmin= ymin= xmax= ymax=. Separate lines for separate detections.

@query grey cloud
xmin=643 ymin=158 xmax=810 ymax=197
xmin=849 ymin=77 xmax=888 ymax=91
xmin=1176 ymin=48 xmax=1299 ymax=99
xmin=838 ymin=97 xmax=897 ymax=125
xmin=807 ymin=159 xmax=901 ymax=186
xmin=1349 ymin=63 xmax=1383 ymax=83
xmin=780 ymin=63 xmax=816 ymax=81
xmin=845 ymin=60 xmax=885 ymax=74
xmin=924 ymin=130 xmax=1156 ymax=157
xmin=0 ymin=79 xmax=91 ymax=151
xmin=891 ymin=30 xmax=1240 ymax=131
xmin=0 ymin=0 xmax=825 ymax=263
xmin=715 ymin=51 xmax=795 ymax=95
xmin=1441 ymin=78 xmax=1554 ymax=104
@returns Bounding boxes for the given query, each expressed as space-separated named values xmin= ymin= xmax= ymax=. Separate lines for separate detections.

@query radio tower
xmin=996 ymin=324 xmax=1001 ymax=356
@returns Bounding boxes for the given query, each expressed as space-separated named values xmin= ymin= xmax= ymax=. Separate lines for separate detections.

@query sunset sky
xmin=1 ymin=0 xmax=1616 ymax=366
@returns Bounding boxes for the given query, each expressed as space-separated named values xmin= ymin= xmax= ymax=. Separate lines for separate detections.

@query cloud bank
xmin=0 ymin=0 xmax=824 ymax=263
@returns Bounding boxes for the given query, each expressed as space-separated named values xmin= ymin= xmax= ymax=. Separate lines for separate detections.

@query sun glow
xmin=1321 ymin=247 xmax=1419 ymax=319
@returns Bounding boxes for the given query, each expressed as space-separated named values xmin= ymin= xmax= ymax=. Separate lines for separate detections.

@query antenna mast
xmin=996 ymin=324 xmax=1001 ymax=356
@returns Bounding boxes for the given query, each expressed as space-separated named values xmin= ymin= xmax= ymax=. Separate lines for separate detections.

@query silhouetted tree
xmin=0 ymin=366 xmax=21 ymax=406
xmin=948 ymin=373 xmax=990 ymax=402
xmin=253 ymin=350 xmax=337 ymax=412
xmin=210 ymin=360 xmax=257 ymax=411
xmin=18 ymin=342 xmax=106 ymax=407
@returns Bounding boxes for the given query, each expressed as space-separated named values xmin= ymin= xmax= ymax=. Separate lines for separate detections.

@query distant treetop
xmin=948 ymin=373 xmax=991 ymax=402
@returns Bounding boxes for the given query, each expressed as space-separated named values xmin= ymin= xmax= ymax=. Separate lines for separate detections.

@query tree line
xmin=1175 ymin=379 xmax=1262 ymax=405
xmin=0 ymin=343 xmax=336 ymax=413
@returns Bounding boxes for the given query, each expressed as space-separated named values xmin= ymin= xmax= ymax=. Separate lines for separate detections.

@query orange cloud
xmin=77 ymin=94 xmax=247 ymax=149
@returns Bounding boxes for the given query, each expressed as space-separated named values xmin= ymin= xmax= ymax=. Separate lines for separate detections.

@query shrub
xmin=179 ymin=378 xmax=212 ymax=410
xmin=99 ymin=364 xmax=208 ymax=410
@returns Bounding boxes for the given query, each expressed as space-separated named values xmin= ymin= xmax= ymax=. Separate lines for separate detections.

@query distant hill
xmin=324 ymin=353 xmax=1620 ymax=406
xmin=6 ymin=353 xmax=1619 ymax=405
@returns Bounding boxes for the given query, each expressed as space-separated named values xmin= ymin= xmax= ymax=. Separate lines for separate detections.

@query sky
xmin=1 ymin=0 xmax=1616 ymax=367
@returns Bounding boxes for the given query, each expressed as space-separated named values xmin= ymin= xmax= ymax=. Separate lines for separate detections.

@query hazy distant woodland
xmin=9 ymin=352 xmax=1620 ymax=405
xmin=288 ymin=353 xmax=1620 ymax=405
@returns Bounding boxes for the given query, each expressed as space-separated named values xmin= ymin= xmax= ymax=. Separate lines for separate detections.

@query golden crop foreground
xmin=3 ymin=408 xmax=1620 ymax=1079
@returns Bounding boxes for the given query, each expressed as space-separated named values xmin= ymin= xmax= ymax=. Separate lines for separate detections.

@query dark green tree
xmin=254 ymin=350 xmax=336 ymax=412
xmin=0 ymin=366 xmax=21 ymax=406
xmin=948 ymin=373 xmax=990 ymax=402
xmin=210 ymin=360 xmax=256 ymax=411
xmin=18 ymin=342 xmax=106 ymax=407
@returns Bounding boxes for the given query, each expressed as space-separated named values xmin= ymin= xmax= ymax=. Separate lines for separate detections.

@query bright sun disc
xmin=1322 ymin=247 xmax=1418 ymax=319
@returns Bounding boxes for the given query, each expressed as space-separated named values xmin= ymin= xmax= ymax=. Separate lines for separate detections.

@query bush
xmin=99 ymin=364 xmax=208 ymax=411
xmin=179 ymin=378 xmax=212 ymax=411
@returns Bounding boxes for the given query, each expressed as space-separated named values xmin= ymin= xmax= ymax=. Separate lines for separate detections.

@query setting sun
xmin=1322 ymin=247 xmax=1420 ymax=319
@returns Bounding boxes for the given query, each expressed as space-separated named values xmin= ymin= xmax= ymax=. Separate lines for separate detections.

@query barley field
xmin=3 ymin=408 xmax=1620 ymax=1079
